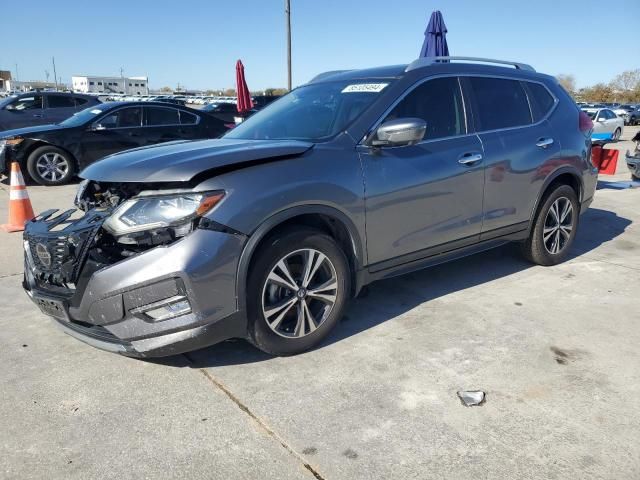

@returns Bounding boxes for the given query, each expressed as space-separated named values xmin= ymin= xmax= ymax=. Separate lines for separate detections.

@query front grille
xmin=24 ymin=208 xmax=109 ymax=287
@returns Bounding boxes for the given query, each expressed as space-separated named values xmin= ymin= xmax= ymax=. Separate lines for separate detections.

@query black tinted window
xmin=75 ymin=98 xmax=89 ymax=106
xmin=469 ymin=77 xmax=532 ymax=130
xmin=47 ymin=95 xmax=76 ymax=108
xmin=524 ymin=82 xmax=555 ymax=122
xmin=146 ymin=107 xmax=179 ymax=126
xmin=385 ymin=77 xmax=465 ymax=140
xmin=180 ymin=111 xmax=198 ymax=125
xmin=96 ymin=107 xmax=142 ymax=129
xmin=9 ymin=95 xmax=43 ymax=110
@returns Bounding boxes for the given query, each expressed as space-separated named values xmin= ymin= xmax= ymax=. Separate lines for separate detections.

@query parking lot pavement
xmin=1 ymin=130 xmax=639 ymax=479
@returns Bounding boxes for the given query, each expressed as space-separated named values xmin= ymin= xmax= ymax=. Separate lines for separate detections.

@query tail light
xmin=579 ymin=110 xmax=593 ymax=134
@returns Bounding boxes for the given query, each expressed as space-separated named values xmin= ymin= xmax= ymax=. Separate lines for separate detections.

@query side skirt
xmin=357 ymin=224 xmax=529 ymax=287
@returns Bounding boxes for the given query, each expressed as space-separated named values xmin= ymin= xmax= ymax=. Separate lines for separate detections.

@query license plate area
xmin=34 ymin=295 xmax=69 ymax=321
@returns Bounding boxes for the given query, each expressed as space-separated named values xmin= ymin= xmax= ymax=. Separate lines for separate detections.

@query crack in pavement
xmin=0 ymin=272 xmax=23 ymax=279
xmin=183 ymin=353 xmax=325 ymax=480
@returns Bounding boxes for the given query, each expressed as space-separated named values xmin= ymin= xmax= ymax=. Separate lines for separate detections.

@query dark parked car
xmin=0 ymin=101 xmax=226 ymax=185
xmin=22 ymin=57 xmax=597 ymax=357
xmin=0 ymin=92 xmax=100 ymax=132
xmin=200 ymin=102 xmax=239 ymax=123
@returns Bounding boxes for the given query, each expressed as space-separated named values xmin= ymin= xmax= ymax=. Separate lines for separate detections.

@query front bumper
xmin=627 ymin=151 xmax=640 ymax=177
xmin=23 ymin=213 xmax=248 ymax=357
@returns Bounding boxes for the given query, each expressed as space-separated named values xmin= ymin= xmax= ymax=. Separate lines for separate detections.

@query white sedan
xmin=583 ymin=108 xmax=624 ymax=141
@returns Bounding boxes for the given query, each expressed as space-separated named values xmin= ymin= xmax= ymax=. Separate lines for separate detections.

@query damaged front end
xmin=23 ymin=180 xmax=247 ymax=357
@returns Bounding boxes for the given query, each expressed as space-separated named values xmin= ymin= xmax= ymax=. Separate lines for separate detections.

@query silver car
xmin=583 ymin=107 xmax=624 ymax=141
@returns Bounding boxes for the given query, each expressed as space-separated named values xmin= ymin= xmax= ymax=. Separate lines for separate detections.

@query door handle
xmin=536 ymin=137 xmax=554 ymax=148
xmin=32 ymin=114 xmax=44 ymax=118
xmin=458 ymin=153 xmax=483 ymax=166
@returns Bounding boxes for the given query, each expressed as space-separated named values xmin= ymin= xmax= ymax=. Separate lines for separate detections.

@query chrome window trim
xmin=92 ymin=105 xmax=200 ymax=130
xmin=360 ymin=73 xmax=559 ymax=147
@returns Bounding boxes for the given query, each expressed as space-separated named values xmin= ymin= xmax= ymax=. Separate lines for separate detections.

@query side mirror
xmin=370 ymin=118 xmax=427 ymax=147
xmin=90 ymin=124 xmax=107 ymax=131
xmin=597 ymin=117 xmax=606 ymax=122
xmin=4 ymin=104 xmax=15 ymax=111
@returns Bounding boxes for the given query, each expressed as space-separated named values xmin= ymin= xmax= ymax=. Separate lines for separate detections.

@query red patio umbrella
xmin=235 ymin=60 xmax=254 ymax=114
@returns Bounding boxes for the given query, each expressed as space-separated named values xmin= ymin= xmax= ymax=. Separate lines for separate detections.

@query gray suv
xmin=22 ymin=57 xmax=598 ymax=357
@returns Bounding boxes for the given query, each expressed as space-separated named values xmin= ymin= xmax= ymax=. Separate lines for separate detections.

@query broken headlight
xmin=103 ymin=191 xmax=225 ymax=244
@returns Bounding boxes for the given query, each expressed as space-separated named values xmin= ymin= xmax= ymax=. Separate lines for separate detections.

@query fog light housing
xmin=131 ymin=295 xmax=191 ymax=322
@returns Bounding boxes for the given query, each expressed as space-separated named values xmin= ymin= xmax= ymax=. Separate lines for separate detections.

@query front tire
xmin=247 ymin=228 xmax=350 ymax=356
xmin=521 ymin=184 xmax=579 ymax=266
xmin=26 ymin=146 xmax=75 ymax=186
xmin=613 ymin=128 xmax=622 ymax=141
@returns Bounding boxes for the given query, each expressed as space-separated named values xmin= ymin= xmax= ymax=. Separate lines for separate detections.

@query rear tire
xmin=26 ymin=146 xmax=75 ymax=186
xmin=521 ymin=184 xmax=579 ymax=266
xmin=247 ymin=228 xmax=350 ymax=356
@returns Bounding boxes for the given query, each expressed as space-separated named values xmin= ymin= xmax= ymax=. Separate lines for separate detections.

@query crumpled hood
xmin=0 ymin=124 xmax=67 ymax=139
xmin=80 ymin=138 xmax=314 ymax=183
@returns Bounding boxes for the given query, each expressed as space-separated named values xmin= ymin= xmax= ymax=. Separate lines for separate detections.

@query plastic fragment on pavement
xmin=457 ymin=390 xmax=486 ymax=407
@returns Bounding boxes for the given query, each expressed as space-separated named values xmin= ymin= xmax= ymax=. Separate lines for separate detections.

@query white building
xmin=72 ymin=75 xmax=149 ymax=95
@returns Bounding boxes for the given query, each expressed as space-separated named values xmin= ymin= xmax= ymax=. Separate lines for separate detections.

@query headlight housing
xmin=103 ymin=191 xmax=225 ymax=243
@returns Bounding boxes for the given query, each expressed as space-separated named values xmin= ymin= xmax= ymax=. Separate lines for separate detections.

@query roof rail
xmin=405 ymin=56 xmax=535 ymax=72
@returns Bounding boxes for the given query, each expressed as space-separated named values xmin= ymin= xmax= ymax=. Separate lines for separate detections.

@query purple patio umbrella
xmin=419 ymin=10 xmax=449 ymax=58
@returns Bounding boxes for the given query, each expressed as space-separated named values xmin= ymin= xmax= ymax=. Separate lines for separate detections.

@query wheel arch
xmin=235 ymin=205 xmax=366 ymax=315
xmin=528 ymin=166 xmax=583 ymax=234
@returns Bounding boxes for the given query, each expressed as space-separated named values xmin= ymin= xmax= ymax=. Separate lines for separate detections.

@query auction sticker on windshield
xmin=341 ymin=83 xmax=389 ymax=93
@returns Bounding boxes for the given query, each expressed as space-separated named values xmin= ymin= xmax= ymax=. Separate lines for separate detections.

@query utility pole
xmin=285 ymin=0 xmax=292 ymax=91
xmin=45 ymin=69 xmax=50 ymax=83
xmin=52 ymin=57 xmax=58 ymax=91
xmin=15 ymin=63 xmax=18 ymax=81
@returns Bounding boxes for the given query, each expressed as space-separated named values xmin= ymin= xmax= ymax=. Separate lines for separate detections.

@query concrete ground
xmin=1 ymin=128 xmax=639 ymax=479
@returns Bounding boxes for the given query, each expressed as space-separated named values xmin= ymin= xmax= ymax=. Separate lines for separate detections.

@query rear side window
xmin=47 ymin=95 xmax=76 ymax=108
xmin=146 ymin=107 xmax=179 ymax=126
xmin=75 ymin=98 xmax=89 ymax=107
xmin=468 ymin=77 xmax=532 ymax=131
xmin=180 ymin=111 xmax=198 ymax=125
xmin=524 ymin=82 xmax=555 ymax=122
xmin=384 ymin=77 xmax=465 ymax=140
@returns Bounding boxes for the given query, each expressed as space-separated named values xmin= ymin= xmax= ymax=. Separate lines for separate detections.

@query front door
xmin=1 ymin=94 xmax=45 ymax=129
xmin=360 ymin=76 xmax=485 ymax=266
xmin=80 ymin=106 xmax=145 ymax=163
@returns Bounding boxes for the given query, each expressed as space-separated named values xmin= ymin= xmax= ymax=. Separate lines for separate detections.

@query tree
xmin=264 ymin=87 xmax=288 ymax=96
xmin=223 ymin=88 xmax=236 ymax=96
xmin=579 ymin=83 xmax=615 ymax=103
xmin=610 ymin=69 xmax=640 ymax=92
xmin=159 ymin=86 xmax=172 ymax=92
xmin=556 ymin=74 xmax=576 ymax=94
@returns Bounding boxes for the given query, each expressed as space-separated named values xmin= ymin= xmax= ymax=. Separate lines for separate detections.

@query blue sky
xmin=2 ymin=0 xmax=638 ymax=91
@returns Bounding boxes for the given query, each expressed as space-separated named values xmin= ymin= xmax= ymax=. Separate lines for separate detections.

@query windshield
xmin=58 ymin=105 xmax=107 ymax=127
xmin=224 ymin=79 xmax=395 ymax=142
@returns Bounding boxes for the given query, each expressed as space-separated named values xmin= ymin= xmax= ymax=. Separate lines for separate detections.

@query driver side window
xmin=384 ymin=77 xmax=465 ymax=140
xmin=8 ymin=95 xmax=43 ymax=111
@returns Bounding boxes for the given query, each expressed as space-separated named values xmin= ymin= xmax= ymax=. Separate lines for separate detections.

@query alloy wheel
xmin=36 ymin=152 xmax=69 ymax=182
xmin=543 ymin=197 xmax=574 ymax=255
xmin=261 ymin=248 xmax=338 ymax=338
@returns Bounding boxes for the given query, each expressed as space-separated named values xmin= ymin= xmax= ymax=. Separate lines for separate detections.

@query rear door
xmin=142 ymin=106 xmax=185 ymax=145
xmin=464 ymin=76 xmax=561 ymax=238
xmin=79 ymin=106 xmax=144 ymax=163
xmin=45 ymin=94 xmax=78 ymax=124
xmin=361 ymin=76 xmax=485 ymax=265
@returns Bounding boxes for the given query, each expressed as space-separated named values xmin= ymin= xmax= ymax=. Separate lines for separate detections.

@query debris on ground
xmin=457 ymin=390 xmax=486 ymax=407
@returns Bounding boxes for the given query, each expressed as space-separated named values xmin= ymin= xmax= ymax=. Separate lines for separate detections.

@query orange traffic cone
xmin=1 ymin=162 xmax=35 ymax=232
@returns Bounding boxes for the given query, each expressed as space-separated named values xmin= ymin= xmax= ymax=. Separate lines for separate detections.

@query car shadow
xmin=597 ymin=179 xmax=640 ymax=190
xmin=150 ymin=207 xmax=631 ymax=369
